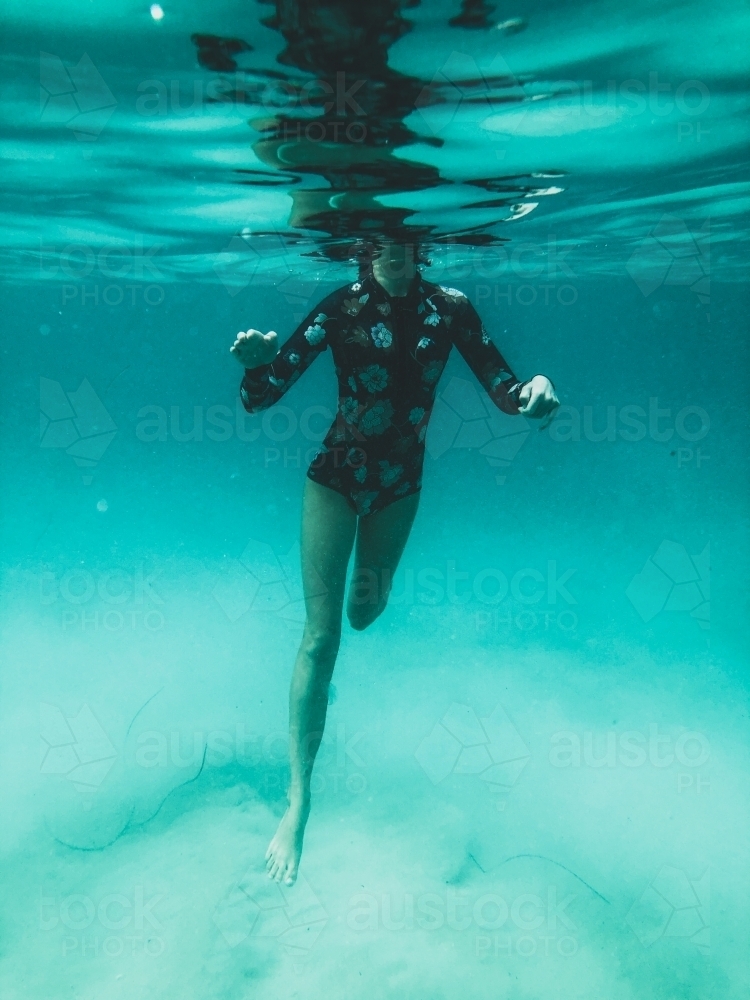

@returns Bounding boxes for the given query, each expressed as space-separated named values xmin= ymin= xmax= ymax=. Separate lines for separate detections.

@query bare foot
xmin=265 ymin=798 xmax=310 ymax=885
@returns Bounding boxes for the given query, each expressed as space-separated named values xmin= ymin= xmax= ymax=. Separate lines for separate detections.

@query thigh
xmin=301 ymin=478 xmax=358 ymax=627
xmin=349 ymin=491 xmax=420 ymax=601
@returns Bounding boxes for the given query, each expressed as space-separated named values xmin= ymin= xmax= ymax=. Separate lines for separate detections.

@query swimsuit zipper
xmin=393 ymin=296 xmax=408 ymax=376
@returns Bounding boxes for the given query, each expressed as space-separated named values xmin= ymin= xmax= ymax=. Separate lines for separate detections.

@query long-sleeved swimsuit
xmin=240 ymin=271 xmax=528 ymax=516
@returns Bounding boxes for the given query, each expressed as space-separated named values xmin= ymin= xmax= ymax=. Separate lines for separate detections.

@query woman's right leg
xmin=265 ymin=477 xmax=357 ymax=884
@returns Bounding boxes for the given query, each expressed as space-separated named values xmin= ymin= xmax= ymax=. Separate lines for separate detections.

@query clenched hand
xmin=518 ymin=375 xmax=559 ymax=422
xmin=230 ymin=328 xmax=279 ymax=368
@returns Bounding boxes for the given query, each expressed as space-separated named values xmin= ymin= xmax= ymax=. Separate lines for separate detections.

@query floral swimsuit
xmin=240 ymin=271 xmax=529 ymax=516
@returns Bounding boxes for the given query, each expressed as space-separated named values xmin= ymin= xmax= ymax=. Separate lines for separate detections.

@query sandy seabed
xmin=1 ymin=599 xmax=747 ymax=1000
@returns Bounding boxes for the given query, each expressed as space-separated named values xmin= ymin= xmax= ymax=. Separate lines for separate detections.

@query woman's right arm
xmin=232 ymin=290 xmax=342 ymax=413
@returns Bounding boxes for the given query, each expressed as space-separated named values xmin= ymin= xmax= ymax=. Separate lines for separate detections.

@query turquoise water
xmin=1 ymin=0 xmax=749 ymax=996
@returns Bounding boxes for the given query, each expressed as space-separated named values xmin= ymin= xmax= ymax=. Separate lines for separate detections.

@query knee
xmin=347 ymin=600 xmax=386 ymax=631
xmin=301 ymin=625 xmax=341 ymax=662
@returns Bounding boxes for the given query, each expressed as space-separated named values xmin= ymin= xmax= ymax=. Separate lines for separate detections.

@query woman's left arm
xmin=450 ymin=294 xmax=558 ymax=418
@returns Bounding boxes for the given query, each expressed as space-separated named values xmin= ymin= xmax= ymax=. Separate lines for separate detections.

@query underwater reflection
xmin=192 ymin=0 xmax=554 ymax=260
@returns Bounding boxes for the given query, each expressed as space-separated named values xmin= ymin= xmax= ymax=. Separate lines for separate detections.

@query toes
xmin=266 ymin=849 xmax=278 ymax=875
